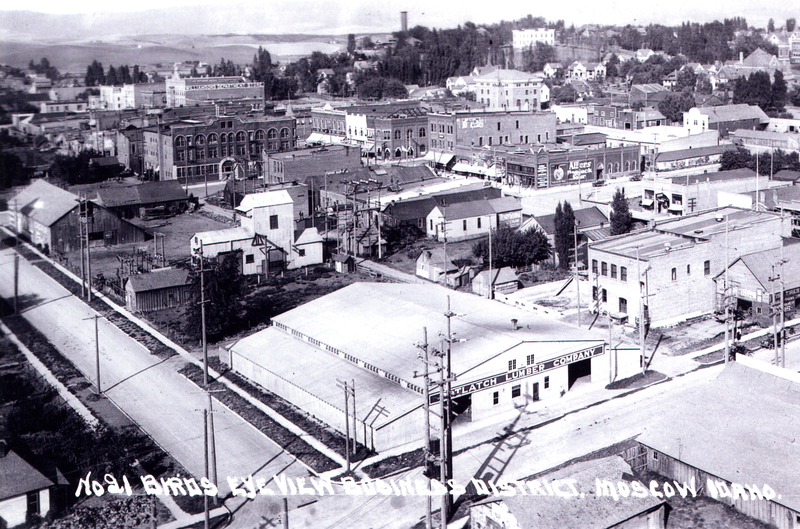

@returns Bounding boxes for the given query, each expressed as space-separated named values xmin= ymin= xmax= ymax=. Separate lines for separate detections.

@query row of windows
xmin=431 ymin=123 xmax=454 ymax=134
xmin=593 ymin=260 xmax=628 ymax=282
xmin=174 ymin=128 xmax=290 ymax=147
xmin=430 ymin=139 xmax=454 ymax=151
xmin=176 ymin=164 xmax=221 ymax=178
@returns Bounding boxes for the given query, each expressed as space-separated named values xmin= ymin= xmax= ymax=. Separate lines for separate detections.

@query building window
xmin=236 ymin=131 xmax=247 ymax=142
xmin=195 ymin=134 xmax=205 ymax=146
xmin=477 ymin=218 xmax=482 ymax=229
xmin=515 ymin=120 xmax=519 ymax=129
xmin=508 ymin=359 xmax=517 ymax=371
xmin=237 ymin=145 xmax=246 ymax=156
xmin=602 ymin=288 xmax=607 ymax=302
xmin=175 ymin=136 xmax=185 ymax=147
xmin=419 ymin=127 xmax=426 ymax=137
xmin=394 ymin=130 xmax=401 ymax=140
xmin=611 ymin=264 xmax=617 ymax=279
xmin=245 ymin=254 xmax=255 ymax=264
xmin=298 ymin=248 xmax=306 ymax=257
xmin=497 ymin=122 xmax=501 ymax=131
xmin=687 ymin=264 xmax=691 ymax=275
xmin=544 ymin=376 xmax=550 ymax=389
xmin=512 ymin=385 xmax=521 ymax=398
xmin=621 ymin=267 xmax=627 ymax=282
xmin=463 ymin=219 xmax=467 ymax=231
xmin=704 ymin=260 xmax=710 ymax=275
xmin=208 ymin=133 xmax=218 ymax=143
xmin=619 ymin=297 xmax=627 ymax=314
xmin=601 ymin=262 xmax=608 ymax=276
xmin=280 ymin=128 xmax=291 ymax=138
xmin=526 ymin=354 xmax=534 ymax=365
xmin=592 ymin=260 xmax=598 ymax=274
xmin=493 ymin=391 xmax=499 ymax=405
xmin=270 ymin=215 xmax=279 ymax=229
xmin=268 ymin=128 xmax=277 ymax=139
xmin=671 ymin=268 xmax=677 ymax=281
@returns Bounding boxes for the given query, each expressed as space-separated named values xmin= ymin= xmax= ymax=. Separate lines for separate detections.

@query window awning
xmin=641 ymin=198 xmax=654 ymax=207
xmin=361 ymin=141 xmax=375 ymax=151
xmin=452 ymin=162 xmax=486 ymax=175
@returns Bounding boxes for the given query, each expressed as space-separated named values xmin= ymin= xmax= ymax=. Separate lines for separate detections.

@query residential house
xmin=426 ymin=196 xmax=522 ymax=242
xmin=382 ymin=185 xmax=502 ymax=230
xmin=542 ymin=63 xmax=563 ymax=78
xmin=629 ymin=84 xmax=670 ymax=106
xmin=415 ymin=247 xmax=460 ymax=287
xmin=0 ymin=442 xmax=66 ymax=528
xmin=567 ymin=61 xmax=606 ymax=81
xmin=125 ymin=267 xmax=190 ymax=313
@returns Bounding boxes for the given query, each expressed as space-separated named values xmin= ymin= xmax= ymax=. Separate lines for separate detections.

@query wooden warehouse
xmin=11 ymin=180 xmax=149 ymax=255
xmin=125 ymin=268 xmax=190 ymax=313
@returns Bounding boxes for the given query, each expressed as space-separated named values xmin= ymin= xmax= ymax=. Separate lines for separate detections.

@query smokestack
xmin=401 ymin=11 xmax=408 ymax=32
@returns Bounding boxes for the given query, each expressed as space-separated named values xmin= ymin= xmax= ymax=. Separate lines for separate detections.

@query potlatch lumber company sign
xmin=430 ymin=344 xmax=603 ymax=403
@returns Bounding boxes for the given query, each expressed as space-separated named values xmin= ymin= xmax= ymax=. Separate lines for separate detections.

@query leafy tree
xmin=610 ymin=189 xmax=633 ymax=235
xmin=605 ymin=54 xmax=620 ymax=78
xmin=675 ymin=68 xmax=697 ymax=92
xmin=553 ymin=201 xmax=575 ymax=270
xmin=185 ymin=252 xmax=245 ymax=342
xmin=657 ymin=90 xmax=695 ymax=122
xmin=521 ymin=42 xmax=557 ymax=73
xmin=84 ymin=60 xmax=105 ymax=86
xmin=697 ymin=75 xmax=713 ymax=95
xmin=551 ymin=83 xmax=577 ymax=103
xmin=347 ymin=34 xmax=356 ymax=55
xmin=49 ymin=149 xmax=112 ymax=185
xmin=356 ymin=76 xmax=408 ymax=100
xmin=472 ymin=226 xmax=551 ymax=268
xmin=788 ymin=18 xmax=796 ymax=32
xmin=190 ymin=66 xmax=199 ymax=77
xmin=0 ymin=151 xmax=32 ymax=189
xmin=768 ymin=19 xmax=775 ymax=33
xmin=362 ymin=36 xmax=375 ymax=50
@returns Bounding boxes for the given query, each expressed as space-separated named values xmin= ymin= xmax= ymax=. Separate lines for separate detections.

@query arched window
xmin=394 ymin=130 xmax=401 ymax=140
xmin=395 ymin=148 xmax=402 ymax=158
xmin=255 ymin=130 xmax=265 ymax=141
xmin=348 ymin=127 xmax=352 ymax=135
xmin=407 ymin=129 xmax=413 ymax=139
xmin=208 ymin=133 xmax=218 ymax=143
xmin=220 ymin=134 xmax=226 ymax=143
xmin=384 ymin=148 xmax=391 ymax=158
xmin=408 ymin=148 xmax=414 ymax=157
xmin=614 ymin=163 xmax=620 ymax=173
xmin=174 ymin=136 xmax=185 ymax=147
xmin=419 ymin=127 xmax=426 ymax=138
xmin=268 ymin=129 xmax=277 ymax=139
xmin=632 ymin=160 xmax=637 ymax=171
xmin=607 ymin=163 xmax=613 ymax=174
xmin=228 ymin=133 xmax=235 ymax=143
xmin=185 ymin=135 xmax=193 ymax=146
xmin=195 ymin=134 xmax=205 ymax=146
xmin=419 ymin=144 xmax=426 ymax=153
xmin=236 ymin=131 xmax=247 ymax=142
xmin=280 ymin=128 xmax=290 ymax=138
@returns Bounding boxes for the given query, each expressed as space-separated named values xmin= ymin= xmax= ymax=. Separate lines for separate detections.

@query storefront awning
xmin=361 ymin=141 xmax=375 ymax=151
xmin=452 ymin=162 xmax=486 ymax=175
xmin=641 ymin=198 xmax=654 ymax=207
xmin=306 ymin=133 xmax=347 ymax=145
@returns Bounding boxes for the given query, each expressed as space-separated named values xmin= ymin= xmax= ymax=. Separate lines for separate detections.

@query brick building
xmin=143 ymin=115 xmax=295 ymax=182
xmin=588 ymin=207 xmax=783 ymax=326
xmin=165 ymin=76 xmax=264 ymax=107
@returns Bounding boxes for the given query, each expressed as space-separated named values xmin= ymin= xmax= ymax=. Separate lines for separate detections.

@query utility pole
xmin=203 ymin=407 xmax=209 ymax=529
xmin=434 ymin=342 xmax=448 ymax=529
xmin=336 ymin=379 xmax=354 ymax=472
xmin=13 ymin=198 xmax=18 ymax=315
xmin=574 ymin=220 xmax=581 ymax=327
xmin=780 ymin=230 xmax=787 ymax=368
xmin=198 ymin=241 xmax=208 ymax=386
xmin=351 ymin=379 xmax=357 ymax=456
xmin=83 ymin=315 xmax=102 ymax=394
xmin=771 ymin=265 xmax=779 ymax=364
xmin=439 ymin=297 xmax=459 ymax=523
xmin=79 ymin=194 xmax=86 ymax=299
xmin=414 ymin=327 xmax=433 ymax=529
xmin=441 ymin=199 xmax=448 ymax=288
xmin=636 ymin=246 xmax=646 ymax=374
xmin=487 ymin=222 xmax=492 ymax=299
xmin=724 ymin=214 xmax=730 ymax=364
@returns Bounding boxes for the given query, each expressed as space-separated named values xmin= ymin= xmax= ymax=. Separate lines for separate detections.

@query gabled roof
xmin=295 ymin=227 xmax=323 ymax=245
xmin=655 ymin=144 xmax=730 ymax=163
xmin=193 ymin=226 xmax=254 ymax=245
xmin=696 ymin=103 xmax=769 ymax=123
xmin=236 ymin=190 xmax=293 ymax=213
xmin=12 ymin=179 xmax=78 ymax=227
xmin=96 ymin=180 xmax=187 ymax=208
xmin=474 ymin=266 xmax=518 ymax=285
xmin=127 ymin=268 xmax=189 ymax=293
xmin=772 ymin=169 xmax=800 ymax=182
xmin=417 ymin=248 xmax=458 ymax=272
xmin=487 ymin=196 xmax=522 ymax=214
xmin=631 ymin=83 xmax=667 ymax=94
xmin=0 ymin=449 xmax=57 ymax=501
xmin=716 ymin=244 xmax=800 ymax=291
xmin=742 ymin=48 xmax=778 ymax=68
xmin=435 ymin=200 xmax=496 ymax=221
xmin=533 ymin=206 xmax=608 ymax=235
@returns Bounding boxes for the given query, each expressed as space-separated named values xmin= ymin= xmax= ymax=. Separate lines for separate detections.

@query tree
xmin=788 ymin=18 xmax=796 ymax=33
xmin=657 ymin=90 xmax=695 ymax=122
xmin=605 ymin=54 xmax=620 ymax=78
xmin=771 ymin=69 xmax=787 ymax=111
xmin=697 ymin=75 xmax=713 ymax=95
xmin=185 ymin=252 xmax=245 ymax=342
xmin=610 ymin=189 xmax=633 ymax=235
xmin=768 ymin=18 xmax=775 ymax=33
xmin=472 ymin=226 xmax=551 ymax=268
xmin=106 ymin=65 xmax=118 ymax=86
xmin=347 ymin=34 xmax=356 ymax=55
xmin=675 ymin=68 xmax=697 ymax=92
xmin=553 ymin=201 xmax=576 ymax=270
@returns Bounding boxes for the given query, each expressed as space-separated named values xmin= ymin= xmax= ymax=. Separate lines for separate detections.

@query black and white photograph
xmin=0 ymin=0 xmax=799 ymax=527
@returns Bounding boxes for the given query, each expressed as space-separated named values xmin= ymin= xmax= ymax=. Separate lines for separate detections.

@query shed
xmin=125 ymin=268 xmax=190 ymax=313
xmin=472 ymin=267 xmax=519 ymax=298
xmin=332 ymin=253 xmax=355 ymax=273
xmin=0 ymin=443 xmax=66 ymax=527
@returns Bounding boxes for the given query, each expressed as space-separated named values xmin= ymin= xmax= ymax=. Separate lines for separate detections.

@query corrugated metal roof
xmin=193 ymin=226 xmax=254 ymax=245
xmin=237 ymin=190 xmax=293 ymax=213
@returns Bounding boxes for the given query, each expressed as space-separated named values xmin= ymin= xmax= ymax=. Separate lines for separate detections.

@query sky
xmin=1 ymin=0 xmax=796 ymax=34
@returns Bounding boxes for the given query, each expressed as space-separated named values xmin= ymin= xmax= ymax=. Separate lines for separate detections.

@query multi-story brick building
xmin=143 ymin=115 xmax=295 ymax=182
xmin=165 ymin=76 xmax=264 ymax=107
xmin=588 ymin=207 xmax=783 ymax=326
xmin=473 ymin=69 xmax=549 ymax=112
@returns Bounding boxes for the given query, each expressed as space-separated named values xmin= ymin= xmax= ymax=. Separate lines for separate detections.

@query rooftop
xmin=12 ymin=179 xmax=78 ymax=227
xmin=663 ymin=167 xmax=756 ymax=185
xmin=127 ymin=268 xmax=189 ymax=293
xmin=696 ymin=104 xmax=769 ymax=124
xmin=638 ymin=360 xmax=800 ymax=513
xmin=236 ymin=190 xmax=293 ymax=213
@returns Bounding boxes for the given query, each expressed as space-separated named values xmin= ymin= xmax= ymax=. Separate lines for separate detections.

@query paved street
xmin=0 ymin=246 xmax=308 ymax=497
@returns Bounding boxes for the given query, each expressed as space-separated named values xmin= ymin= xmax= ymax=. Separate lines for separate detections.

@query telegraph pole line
xmin=79 ymin=194 xmax=86 ymax=299
xmin=336 ymin=379 xmax=354 ymax=472
xmin=351 ymin=379 xmax=357 ymax=456
xmin=85 ymin=195 xmax=92 ymax=302
xmin=413 ymin=327 xmax=434 ymax=529
xmin=574 ymin=220 xmax=581 ymax=327
xmin=13 ymin=198 xmax=18 ymax=315
xmin=770 ymin=266 xmax=779 ymax=365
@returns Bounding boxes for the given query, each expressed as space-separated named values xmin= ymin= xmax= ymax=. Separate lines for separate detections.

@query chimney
xmin=401 ymin=11 xmax=408 ymax=33
xmin=739 ymin=51 xmax=744 ymax=63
